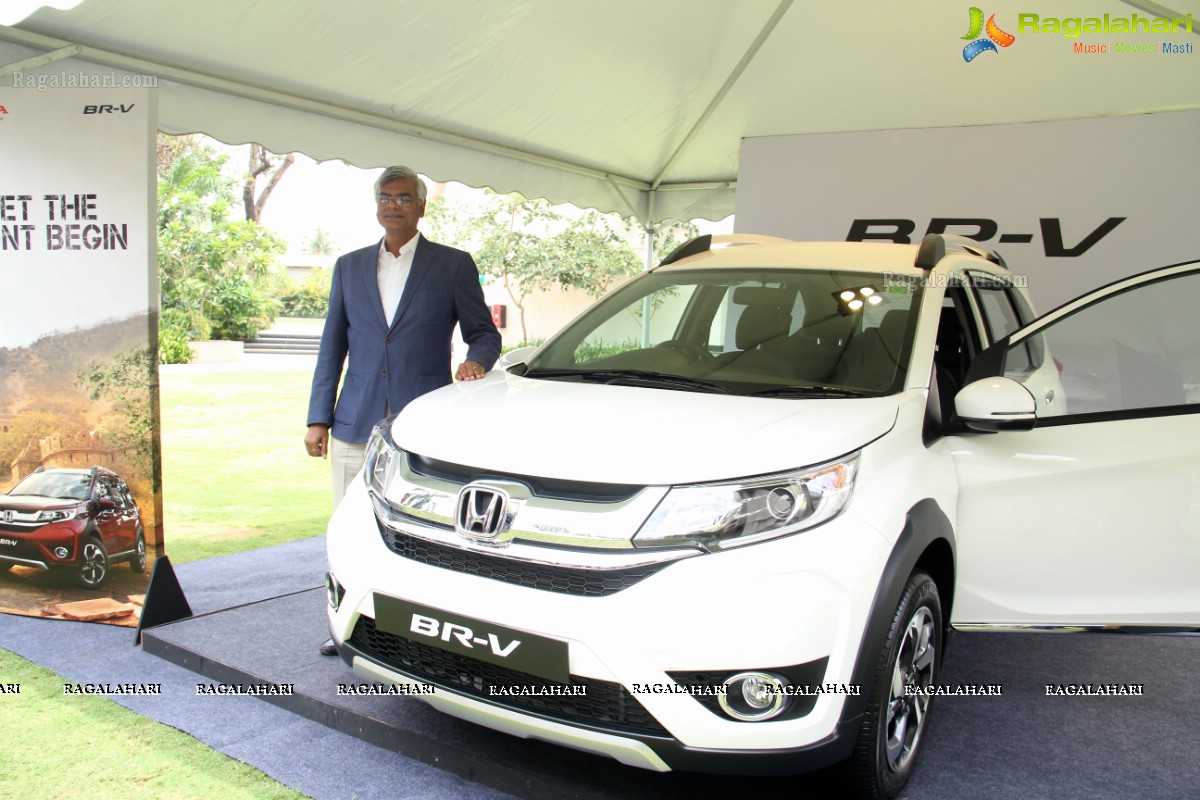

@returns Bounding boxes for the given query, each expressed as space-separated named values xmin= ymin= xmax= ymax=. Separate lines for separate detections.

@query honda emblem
xmin=456 ymin=484 xmax=509 ymax=541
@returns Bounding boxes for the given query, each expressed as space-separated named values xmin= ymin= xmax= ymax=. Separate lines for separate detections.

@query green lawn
xmin=0 ymin=649 xmax=309 ymax=800
xmin=159 ymin=365 xmax=332 ymax=563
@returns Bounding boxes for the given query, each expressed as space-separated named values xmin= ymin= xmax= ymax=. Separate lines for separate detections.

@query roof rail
xmin=659 ymin=234 xmax=711 ymax=265
xmin=914 ymin=233 xmax=1007 ymax=270
xmin=658 ymin=233 xmax=793 ymax=266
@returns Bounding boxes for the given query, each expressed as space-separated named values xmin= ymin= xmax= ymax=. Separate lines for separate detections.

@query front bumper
xmin=326 ymin=476 xmax=891 ymax=773
xmin=340 ymin=642 xmax=860 ymax=775
xmin=0 ymin=524 xmax=82 ymax=569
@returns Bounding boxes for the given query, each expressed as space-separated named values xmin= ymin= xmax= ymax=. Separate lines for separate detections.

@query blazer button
xmin=385 ymin=336 xmax=393 ymax=344
xmin=380 ymin=369 xmax=388 ymax=377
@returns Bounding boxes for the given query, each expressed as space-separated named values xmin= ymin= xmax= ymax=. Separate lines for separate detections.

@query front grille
xmin=350 ymin=615 xmax=668 ymax=737
xmin=0 ymin=537 xmax=47 ymax=562
xmin=408 ymin=454 xmax=642 ymax=502
xmin=377 ymin=525 xmax=669 ymax=597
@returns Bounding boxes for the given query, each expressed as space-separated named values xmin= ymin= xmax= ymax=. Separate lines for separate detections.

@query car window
xmin=972 ymin=276 xmax=1022 ymax=342
xmin=110 ymin=480 xmax=131 ymax=509
xmin=570 ymin=283 xmax=699 ymax=362
xmin=9 ymin=472 xmax=92 ymax=500
xmin=530 ymin=269 xmax=922 ymax=395
xmin=1003 ymin=268 xmax=1200 ymax=417
xmin=970 ymin=273 xmax=1043 ymax=376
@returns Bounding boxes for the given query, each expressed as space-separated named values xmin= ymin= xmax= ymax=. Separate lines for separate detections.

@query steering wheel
xmin=655 ymin=339 xmax=712 ymax=362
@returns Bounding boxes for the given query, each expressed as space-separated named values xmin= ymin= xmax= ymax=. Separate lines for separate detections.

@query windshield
xmin=7 ymin=472 xmax=92 ymax=501
xmin=527 ymin=268 xmax=922 ymax=396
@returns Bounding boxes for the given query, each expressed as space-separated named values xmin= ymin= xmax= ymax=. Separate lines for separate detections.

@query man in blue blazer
xmin=304 ymin=166 xmax=501 ymax=507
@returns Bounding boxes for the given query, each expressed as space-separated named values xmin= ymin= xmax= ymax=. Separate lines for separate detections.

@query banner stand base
xmin=134 ymin=555 xmax=193 ymax=645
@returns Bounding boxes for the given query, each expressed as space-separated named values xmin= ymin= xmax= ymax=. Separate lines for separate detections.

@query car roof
xmin=656 ymin=240 xmax=919 ymax=277
xmin=27 ymin=467 xmax=114 ymax=477
xmin=653 ymin=235 xmax=1006 ymax=279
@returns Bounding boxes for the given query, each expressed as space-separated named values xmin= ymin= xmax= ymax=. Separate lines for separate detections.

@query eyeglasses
xmin=377 ymin=193 xmax=419 ymax=207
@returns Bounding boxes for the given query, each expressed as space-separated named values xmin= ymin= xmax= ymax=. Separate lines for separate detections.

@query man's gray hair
xmin=374 ymin=166 xmax=427 ymax=201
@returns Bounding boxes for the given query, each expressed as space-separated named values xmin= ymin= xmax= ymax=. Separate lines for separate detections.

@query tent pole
xmin=650 ymin=0 xmax=793 ymax=191
xmin=639 ymin=191 xmax=657 ymax=347
xmin=0 ymin=43 xmax=79 ymax=76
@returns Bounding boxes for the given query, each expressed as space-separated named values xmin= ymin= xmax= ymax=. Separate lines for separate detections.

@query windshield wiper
xmin=751 ymin=385 xmax=867 ymax=398
xmin=524 ymin=368 xmax=728 ymax=394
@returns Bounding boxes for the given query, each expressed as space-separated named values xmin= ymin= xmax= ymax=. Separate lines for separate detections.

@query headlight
xmin=363 ymin=416 xmax=400 ymax=496
xmin=633 ymin=453 xmax=859 ymax=551
xmin=37 ymin=509 xmax=77 ymax=523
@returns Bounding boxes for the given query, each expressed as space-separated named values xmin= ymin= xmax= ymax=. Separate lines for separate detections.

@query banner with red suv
xmin=0 ymin=87 xmax=161 ymax=627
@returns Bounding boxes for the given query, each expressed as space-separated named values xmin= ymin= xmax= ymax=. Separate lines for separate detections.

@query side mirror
xmin=498 ymin=345 xmax=537 ymax=370
xmin=94 ymin=497 xmax=118 ymax=512
xmin=955 ymin=377 xmax=1037 ymax=433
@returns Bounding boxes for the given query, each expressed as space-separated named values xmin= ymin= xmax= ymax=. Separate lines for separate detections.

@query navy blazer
xmin=307 ymin=235 xmax=502 ymax=443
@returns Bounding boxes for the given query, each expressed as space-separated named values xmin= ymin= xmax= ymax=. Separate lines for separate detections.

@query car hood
xmin=391 ymin=372 xmax=899 ymax=485
xmin=0 ymin=495 xmax=80 ymax=512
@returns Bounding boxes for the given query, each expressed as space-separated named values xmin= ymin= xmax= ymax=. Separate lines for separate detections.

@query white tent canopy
xmin=2 ymin=0 xmax=1198 ymax=224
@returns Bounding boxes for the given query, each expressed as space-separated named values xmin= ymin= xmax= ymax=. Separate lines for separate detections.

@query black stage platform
xmin=142 ymin=587 xmax=1198 ymax=800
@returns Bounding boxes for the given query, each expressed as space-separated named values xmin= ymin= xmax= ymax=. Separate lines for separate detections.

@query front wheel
xmin=850 ymin=571 xmax=942 ymax=799
xmin=130 ymin=528 xmax=147 ymax=573
xmin=77 ymin=538 xmax=110 ymax=589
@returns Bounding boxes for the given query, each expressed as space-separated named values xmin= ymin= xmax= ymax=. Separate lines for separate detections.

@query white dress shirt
xmin=377 ymin=234 xmax=419 ymax=327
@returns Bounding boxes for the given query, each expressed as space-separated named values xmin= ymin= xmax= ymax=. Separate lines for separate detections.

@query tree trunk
xmin=503 ymin=274 xmax=528 ymax=344
xmin=243 ymin=143 xmax=294 ymax=222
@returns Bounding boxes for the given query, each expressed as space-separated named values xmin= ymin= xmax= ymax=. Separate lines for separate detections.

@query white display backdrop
xmin=735 ymin=111 xmax=1200 ymax=312
xmin=1 ymin=88 xmax=154 ymax=344
xmin=0 ymin=87 xmax=159 ymax=626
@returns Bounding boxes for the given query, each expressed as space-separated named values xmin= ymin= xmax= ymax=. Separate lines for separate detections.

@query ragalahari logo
xmin=962 ymin=8 xmax=1016 ymax=61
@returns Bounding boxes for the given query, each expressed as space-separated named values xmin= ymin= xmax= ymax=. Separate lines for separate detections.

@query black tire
xmin=849 ymin=571 xmax=942 ymax=799
xmin=77 ymin=538 xmax=110 ymax=589
xmin=130 ymin=528 xmax=147 ymax=573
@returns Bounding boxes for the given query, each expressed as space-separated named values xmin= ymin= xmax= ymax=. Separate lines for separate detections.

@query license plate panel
xmin=374 ymin=594 xmax=570 ymax=684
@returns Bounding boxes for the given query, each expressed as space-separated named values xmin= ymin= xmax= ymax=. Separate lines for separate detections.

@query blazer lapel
xmin=359 ymin=239 xmax=388 ymax=329
xmin=389 ymin=235 xmax=433 ymax=333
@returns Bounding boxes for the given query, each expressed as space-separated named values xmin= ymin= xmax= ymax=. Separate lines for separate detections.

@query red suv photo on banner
xmin=1 ymin=467 xmax=148 ymax=588
xmin=0 ymin=87 xmax=160 ymax=627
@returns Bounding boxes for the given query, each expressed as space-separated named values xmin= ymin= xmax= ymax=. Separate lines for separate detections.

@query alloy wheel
xmin=884 ymin=605 xmax=936 ymax=773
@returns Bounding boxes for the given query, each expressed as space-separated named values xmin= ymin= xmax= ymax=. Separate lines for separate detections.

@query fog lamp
xmin=325 ymin=571 xmax=345 ymax=611
xmin=54 ymin=547 xmax=69 ymax=559
xmin=719 ymin=671 xmax=789 ymax=721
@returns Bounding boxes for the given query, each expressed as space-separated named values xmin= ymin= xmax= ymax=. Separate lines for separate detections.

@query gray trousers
xmin=330 ymin=436 xmax=368 ymax=508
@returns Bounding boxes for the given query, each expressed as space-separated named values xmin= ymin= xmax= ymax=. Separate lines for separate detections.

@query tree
xmin=243 ymin=143 xmax=294 ymax=222
xmin=77 ymin=347 xmax=159 ymax=490
xmin=279 ymin=267 xmax=333 ymax=317
xmin=306 ymin=227 xmax=337 ymax=255
xmin=157 ymin=135 xmax=285 ymax=355
xmin=428 ymin=192 xmax=642 ymax=342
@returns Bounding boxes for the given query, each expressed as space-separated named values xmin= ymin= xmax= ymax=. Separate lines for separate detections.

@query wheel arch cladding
xmin=842 ymin=499 xmax=955 ymax=726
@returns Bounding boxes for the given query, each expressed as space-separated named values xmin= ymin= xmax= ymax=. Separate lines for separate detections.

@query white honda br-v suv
xmin=324 ymin=233 xmax=1199 ymax=798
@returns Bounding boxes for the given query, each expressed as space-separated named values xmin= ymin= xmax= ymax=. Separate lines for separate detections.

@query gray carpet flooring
xmin=2 ymin=535 xmax=1196 ymax=799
